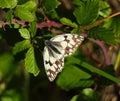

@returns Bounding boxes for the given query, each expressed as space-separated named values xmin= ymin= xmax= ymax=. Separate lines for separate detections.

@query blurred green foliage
xmin=0 ymin=0 xmax=120 ymax=101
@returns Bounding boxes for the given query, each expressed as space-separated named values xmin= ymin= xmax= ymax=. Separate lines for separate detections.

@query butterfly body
xmin=43 ymin=34 xmax=84 ymax=81
xmin=45 ymin=40 xmax=63 ymax=57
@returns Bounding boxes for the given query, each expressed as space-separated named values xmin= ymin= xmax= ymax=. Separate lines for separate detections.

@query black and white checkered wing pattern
xmin=43 ymin=34 xmax=84 ymax=81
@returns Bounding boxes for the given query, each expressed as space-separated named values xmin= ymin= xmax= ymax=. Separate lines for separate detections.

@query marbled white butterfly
xmin=43 ymin=34 xmax=84 ymax=81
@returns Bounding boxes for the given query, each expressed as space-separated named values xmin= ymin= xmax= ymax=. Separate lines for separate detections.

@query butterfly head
xmin=44 ymin=40 xmax=48 ymax=45
xmin=45 ymin=40 xmax=51 ymax=47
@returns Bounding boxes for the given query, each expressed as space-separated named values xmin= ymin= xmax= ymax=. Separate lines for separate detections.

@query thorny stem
xmin=0 ymin=19 xmax=63 ymax=29
xmin=0 ymin=12 xmax=120 ymax=31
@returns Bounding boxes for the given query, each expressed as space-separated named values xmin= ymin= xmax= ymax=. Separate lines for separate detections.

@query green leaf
xmin=71 ymin=28 xmax=82 ymax=34
xmin=81 ymin=61 xmax=120 ymax=83
xmin=73 ymin=0 xmax=99 ymax=26
xmin=70 ymin=95 xmax=78 ymax=101
xmin=65 ymin=56 xmax=82 ymax=65
xmin=57 ymin=64 xmax=93 ymax=90
xmin=82 ymin=88 xmax=95 ymax=98
xmin=48 ymin=10 xmax=60 ymax=19
xmin=114 ymin=50 xmax=120 ymax=71
xmin=77 ymin=88 xmax=99 ymax=101
xmin=42 ymin=0 xmax=61 ymax=13
xmin=99 ymin=0 xmax=111 ymax=17
xmin=25 ymin=47 xmax=40 ymax=76
xmin=14 ymin=24 xmax=20 ymax=28
xmin=29 ymin=21 xmax=37 ymax=38
xmin=60 ymin=17 xmax=78 ymax=28
xmin=19 ymin=28 xmax=30 ymax=39
xmin=1 ymin=90 xmax=22 ymax=101
xmin=20 ymin=1 xmax=36 ymax=11
xmin=71 ymin=88 xmax=98 ymax=101
xmin=104 ymin=15 xmax=120 ymax=38
xmin=0 ymin=53 xmax=14 ymax=78
xmin=0 ymin=0 xmax=17 ymax=8
xmin=73 ymin=0 xmax=83 ymax=6
xmin=89 ymin=27 xmax=116 ymax=44
xmin=14 ymin=6 xmax=34 ymax=22
xmin=6 ymin=10 xmax=13 ymax=23
xmin=0 ymin=24 xmax=2 ymax=28
xmin=13 ymin=40 xmax=31 ymax=55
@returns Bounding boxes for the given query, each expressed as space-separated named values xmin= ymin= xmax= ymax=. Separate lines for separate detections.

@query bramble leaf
xmin=25 ymin=47 xmax=40 ymax=76
xmin=60 ymin=17 xmax=78 ymax=28
xmin=42 ymin=0 xmax=61 ymax=13
xmin=73 ymin=0 xmax=99 ymax=26
xmin=29 ymin=21 xmax=37 ymax=38
xmin=73 ymin=0 xmax=83 ymax=6
xmin=104 ymin=15 xmax=120 ymax=38
xmin=15 ymin=6 xmax=34 ymax=22
xmin=0 ymin=0 xmax=17 ymax=8
xmin=6 ymin=10 xmax=13 ymax=23
xmin=57 ymin=64 xmax=93 ymax=90
xmin=99 ymin=0 xmax=111 ymax=17
xmin=19 ymin=28 xmax=30 ymax=39
xmin=89 ymin=27 xmax=116 ymax=44
xmin=13 ymin=40 xmax=31 ymax=55
xmin=20 ymin=1 xmax=36 ymax=11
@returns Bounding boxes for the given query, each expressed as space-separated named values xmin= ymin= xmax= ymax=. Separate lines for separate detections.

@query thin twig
xmin=82 ymin=12 xmax=120 ymax=31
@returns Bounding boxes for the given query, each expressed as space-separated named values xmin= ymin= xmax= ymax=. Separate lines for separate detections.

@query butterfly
xmin=43 ymin=34 xmax=84 ymax=81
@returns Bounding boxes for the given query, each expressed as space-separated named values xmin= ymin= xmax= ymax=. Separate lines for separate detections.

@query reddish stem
xmin=0 ymin=19 xmax=63 ymax=29
xmin=88 ymin=38 xmax=110 ymax=66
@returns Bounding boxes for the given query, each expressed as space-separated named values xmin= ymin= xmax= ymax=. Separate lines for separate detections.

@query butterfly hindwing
xmin=44 ymin=46 xmax=64 ymax=81
xmin=43 ymin=34 xmax=84 ymax=81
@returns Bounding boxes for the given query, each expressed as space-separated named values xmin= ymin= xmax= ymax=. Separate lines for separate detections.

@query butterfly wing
xmin=44 ymin=34 xmax=84 ymax=81
xmin=44 ymin=46 xmax=64 ymax=81
xmin=51 ymin=34 xmax=84 ymax=56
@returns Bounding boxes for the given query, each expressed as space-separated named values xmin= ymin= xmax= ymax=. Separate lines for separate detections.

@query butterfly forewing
xmin=64 ymin=34 xmax=84 ymax=56
xmin=43 ymin=34 xmax=84 ymax=81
